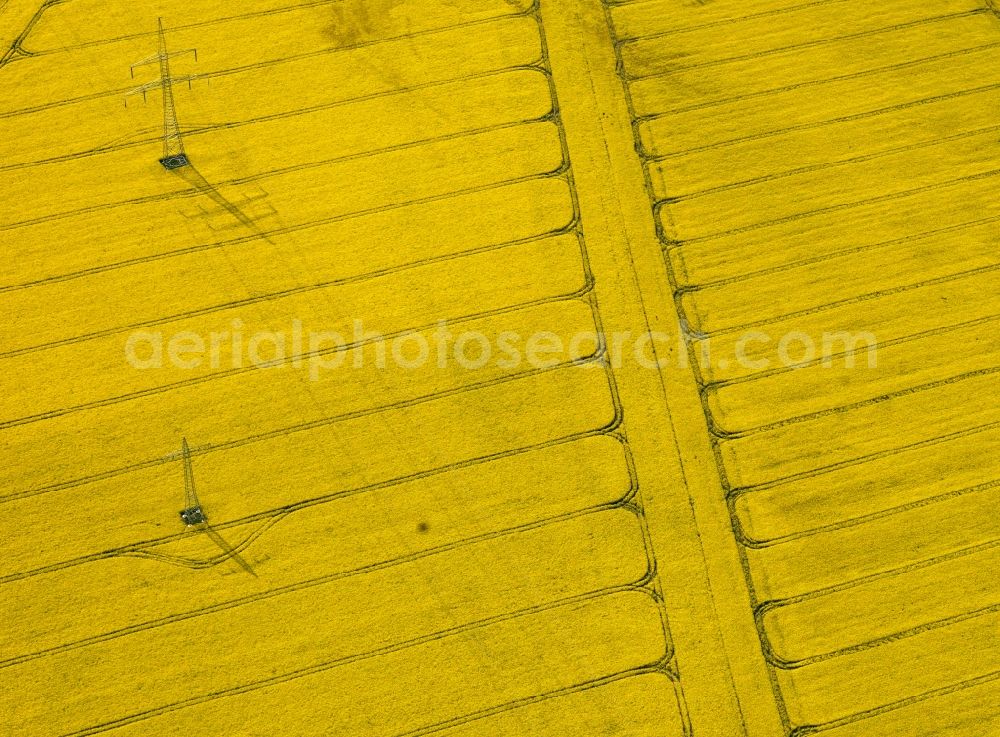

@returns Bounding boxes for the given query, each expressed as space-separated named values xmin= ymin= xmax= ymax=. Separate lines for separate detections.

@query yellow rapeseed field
xmin=2 ymin=0 xmax=999 ymax=735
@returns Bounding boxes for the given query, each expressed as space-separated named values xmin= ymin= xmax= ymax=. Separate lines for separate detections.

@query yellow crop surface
xmin=1 ymin=0 xmax=998 ymax=736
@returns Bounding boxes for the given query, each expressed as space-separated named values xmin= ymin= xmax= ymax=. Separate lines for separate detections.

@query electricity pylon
xmin=126 ymin=18 xmax=197 ymax=169
xmin=125 ymin=20 xmax=275 ymax=242
xmin=179 ymin=438 xmax=206 ymax=526
xmin=177 ymin=438 xmax=258 ymax=577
